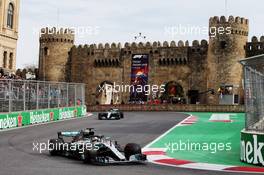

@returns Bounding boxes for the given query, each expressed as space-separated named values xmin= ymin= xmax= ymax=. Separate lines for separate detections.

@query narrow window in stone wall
xmin=44 ymin=47 xmax=49 ymax=56
xmin=9 ymin=52 xmax=13 ymax=69
xmin=7 ymin=3 xmax=14 ymax=29
xmin=3 ymin=51 xmax=7 ymax=68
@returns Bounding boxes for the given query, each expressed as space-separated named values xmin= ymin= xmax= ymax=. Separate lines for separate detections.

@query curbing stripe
xmin=179 ymin=162 xmax=233 ymax=171
xmin=224 ymin=166 xmax=264 ymax=173
xmin=155 ymin=158 xmax=193 ymax=165
xmin=144 ymin=151 xmax=166 ymax=155
xmin=144 ymin=147 xmax=264 ymax=173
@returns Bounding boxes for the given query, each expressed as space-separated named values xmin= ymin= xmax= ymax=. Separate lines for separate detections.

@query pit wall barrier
xmin=87 ymin=104 xmax=244 ymax=113
xmin=240 ymin=130 xmax=264 ymax=166
xmin=0 ymin=105 xmax=87 ymax=130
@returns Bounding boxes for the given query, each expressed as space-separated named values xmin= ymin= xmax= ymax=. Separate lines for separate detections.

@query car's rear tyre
xmin=49 ymin=139 xmax=63 ymax=156
xmin=83 ymin=150 xmax=92 ymax=164
xmin=98 ymin=114 xmax=102 ymax=120
xmin=124 ymin=143 xmax=142 ymax=160
xmin=83 ymin=149 xmax=101 ymax=164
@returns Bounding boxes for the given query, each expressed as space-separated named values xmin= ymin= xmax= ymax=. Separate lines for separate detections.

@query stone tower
xmin=207 ymin=16 xmax=249 ymax=104
xmin=0 ymin=0 xmax=20 ymax=72
xmin=39 ymin=27 xmax=74 ymax=82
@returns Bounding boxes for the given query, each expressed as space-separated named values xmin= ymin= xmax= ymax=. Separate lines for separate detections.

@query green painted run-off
xmin=149 ymin=112 xmax=259 ymax=167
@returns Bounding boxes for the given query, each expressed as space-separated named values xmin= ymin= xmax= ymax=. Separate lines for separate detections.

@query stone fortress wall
xmin=38 ymin=16 xmax=264 ymax=105
xmin=39 ymin=27 xmax=74 ymax=82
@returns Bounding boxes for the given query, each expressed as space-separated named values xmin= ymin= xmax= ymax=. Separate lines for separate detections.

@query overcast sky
xmin=16 ymin=0 xmax=264 ymax=68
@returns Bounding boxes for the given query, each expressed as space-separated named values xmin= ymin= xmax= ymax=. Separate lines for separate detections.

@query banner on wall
xmin=130 ymin=54 xmax=149 ymax=102
xmin=0 ymin=105 xmax=87 ymax=130
xmin=241 ymin=131 xmax=264 ymax=166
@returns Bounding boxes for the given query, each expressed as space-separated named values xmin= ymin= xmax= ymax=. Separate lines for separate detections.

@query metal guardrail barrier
xmin=0 ymin=79 xmax=85 ymax=113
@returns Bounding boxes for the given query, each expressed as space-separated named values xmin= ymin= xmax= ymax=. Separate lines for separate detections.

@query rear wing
xmin=58 ymin=131 xmax=80 ymax=139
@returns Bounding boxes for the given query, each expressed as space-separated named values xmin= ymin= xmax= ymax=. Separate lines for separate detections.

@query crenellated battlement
xmin=71 ymin=39 xmax=208 ymax=53
xmin=209 ymin=16 xmax=249 ymax=37
xmin=245 ymin=36 xmax=264 ymax=57
xmin=39 ymin=27 xmax=75 ymax=44
xmin=249 ymin=36 xmax=264 ymax=43
xmin=69 ymin=40 xmax=209 ymax=68
xmin=209 ymin=15 xmax=249 ymax=25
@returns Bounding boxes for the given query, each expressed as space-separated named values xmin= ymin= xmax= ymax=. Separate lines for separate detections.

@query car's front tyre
xmin=124 ymin=143 xmax=142 ymax=160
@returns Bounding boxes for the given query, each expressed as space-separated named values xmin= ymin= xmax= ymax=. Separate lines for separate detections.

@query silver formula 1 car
xmin=49 ymin=128 xmax=146 ymax=165
xmin=98 ymin=108 xmax=124 ymax=120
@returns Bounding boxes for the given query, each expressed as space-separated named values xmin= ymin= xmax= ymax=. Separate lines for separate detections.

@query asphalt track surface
xmin=0 ymin=112 xmax=255 ymax=175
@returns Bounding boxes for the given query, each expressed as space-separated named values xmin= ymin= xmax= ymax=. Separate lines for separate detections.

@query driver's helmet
xmin=92 ymin=136 xmax=100 ymax=142
xmin=83 ymin=129 xmax=95 ymax=138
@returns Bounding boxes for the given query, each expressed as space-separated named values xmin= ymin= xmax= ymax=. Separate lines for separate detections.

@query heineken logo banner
xmin=241 ymin=131 xmax=264 ymax=166
xmin=0 ymin=106 xmax=87 ymax=130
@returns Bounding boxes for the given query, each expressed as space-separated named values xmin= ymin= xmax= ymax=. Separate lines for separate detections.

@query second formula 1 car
xmin=98 ymin=108 xmax=124 ymax=120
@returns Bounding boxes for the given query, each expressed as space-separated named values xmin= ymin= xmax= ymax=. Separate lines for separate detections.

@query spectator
xmin=0 ymin=72 xmax=22 ymax=80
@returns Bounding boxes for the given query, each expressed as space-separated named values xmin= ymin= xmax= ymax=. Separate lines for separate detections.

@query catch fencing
xmin=241 ymin=55 xmax=264 ymax=132
xmin=0 ymin=80 xmax=85 ymax=113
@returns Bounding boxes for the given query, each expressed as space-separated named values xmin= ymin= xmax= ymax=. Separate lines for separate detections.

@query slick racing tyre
xmin=83 ymin=150 xmax=92 ymax=164
xmin=120 ymin=113 xmax=124 ymax=119
xmin=124 ymin=143 xmax=142 ymax=160
xmin=83 ymin=149 xmax=104 ymax=164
